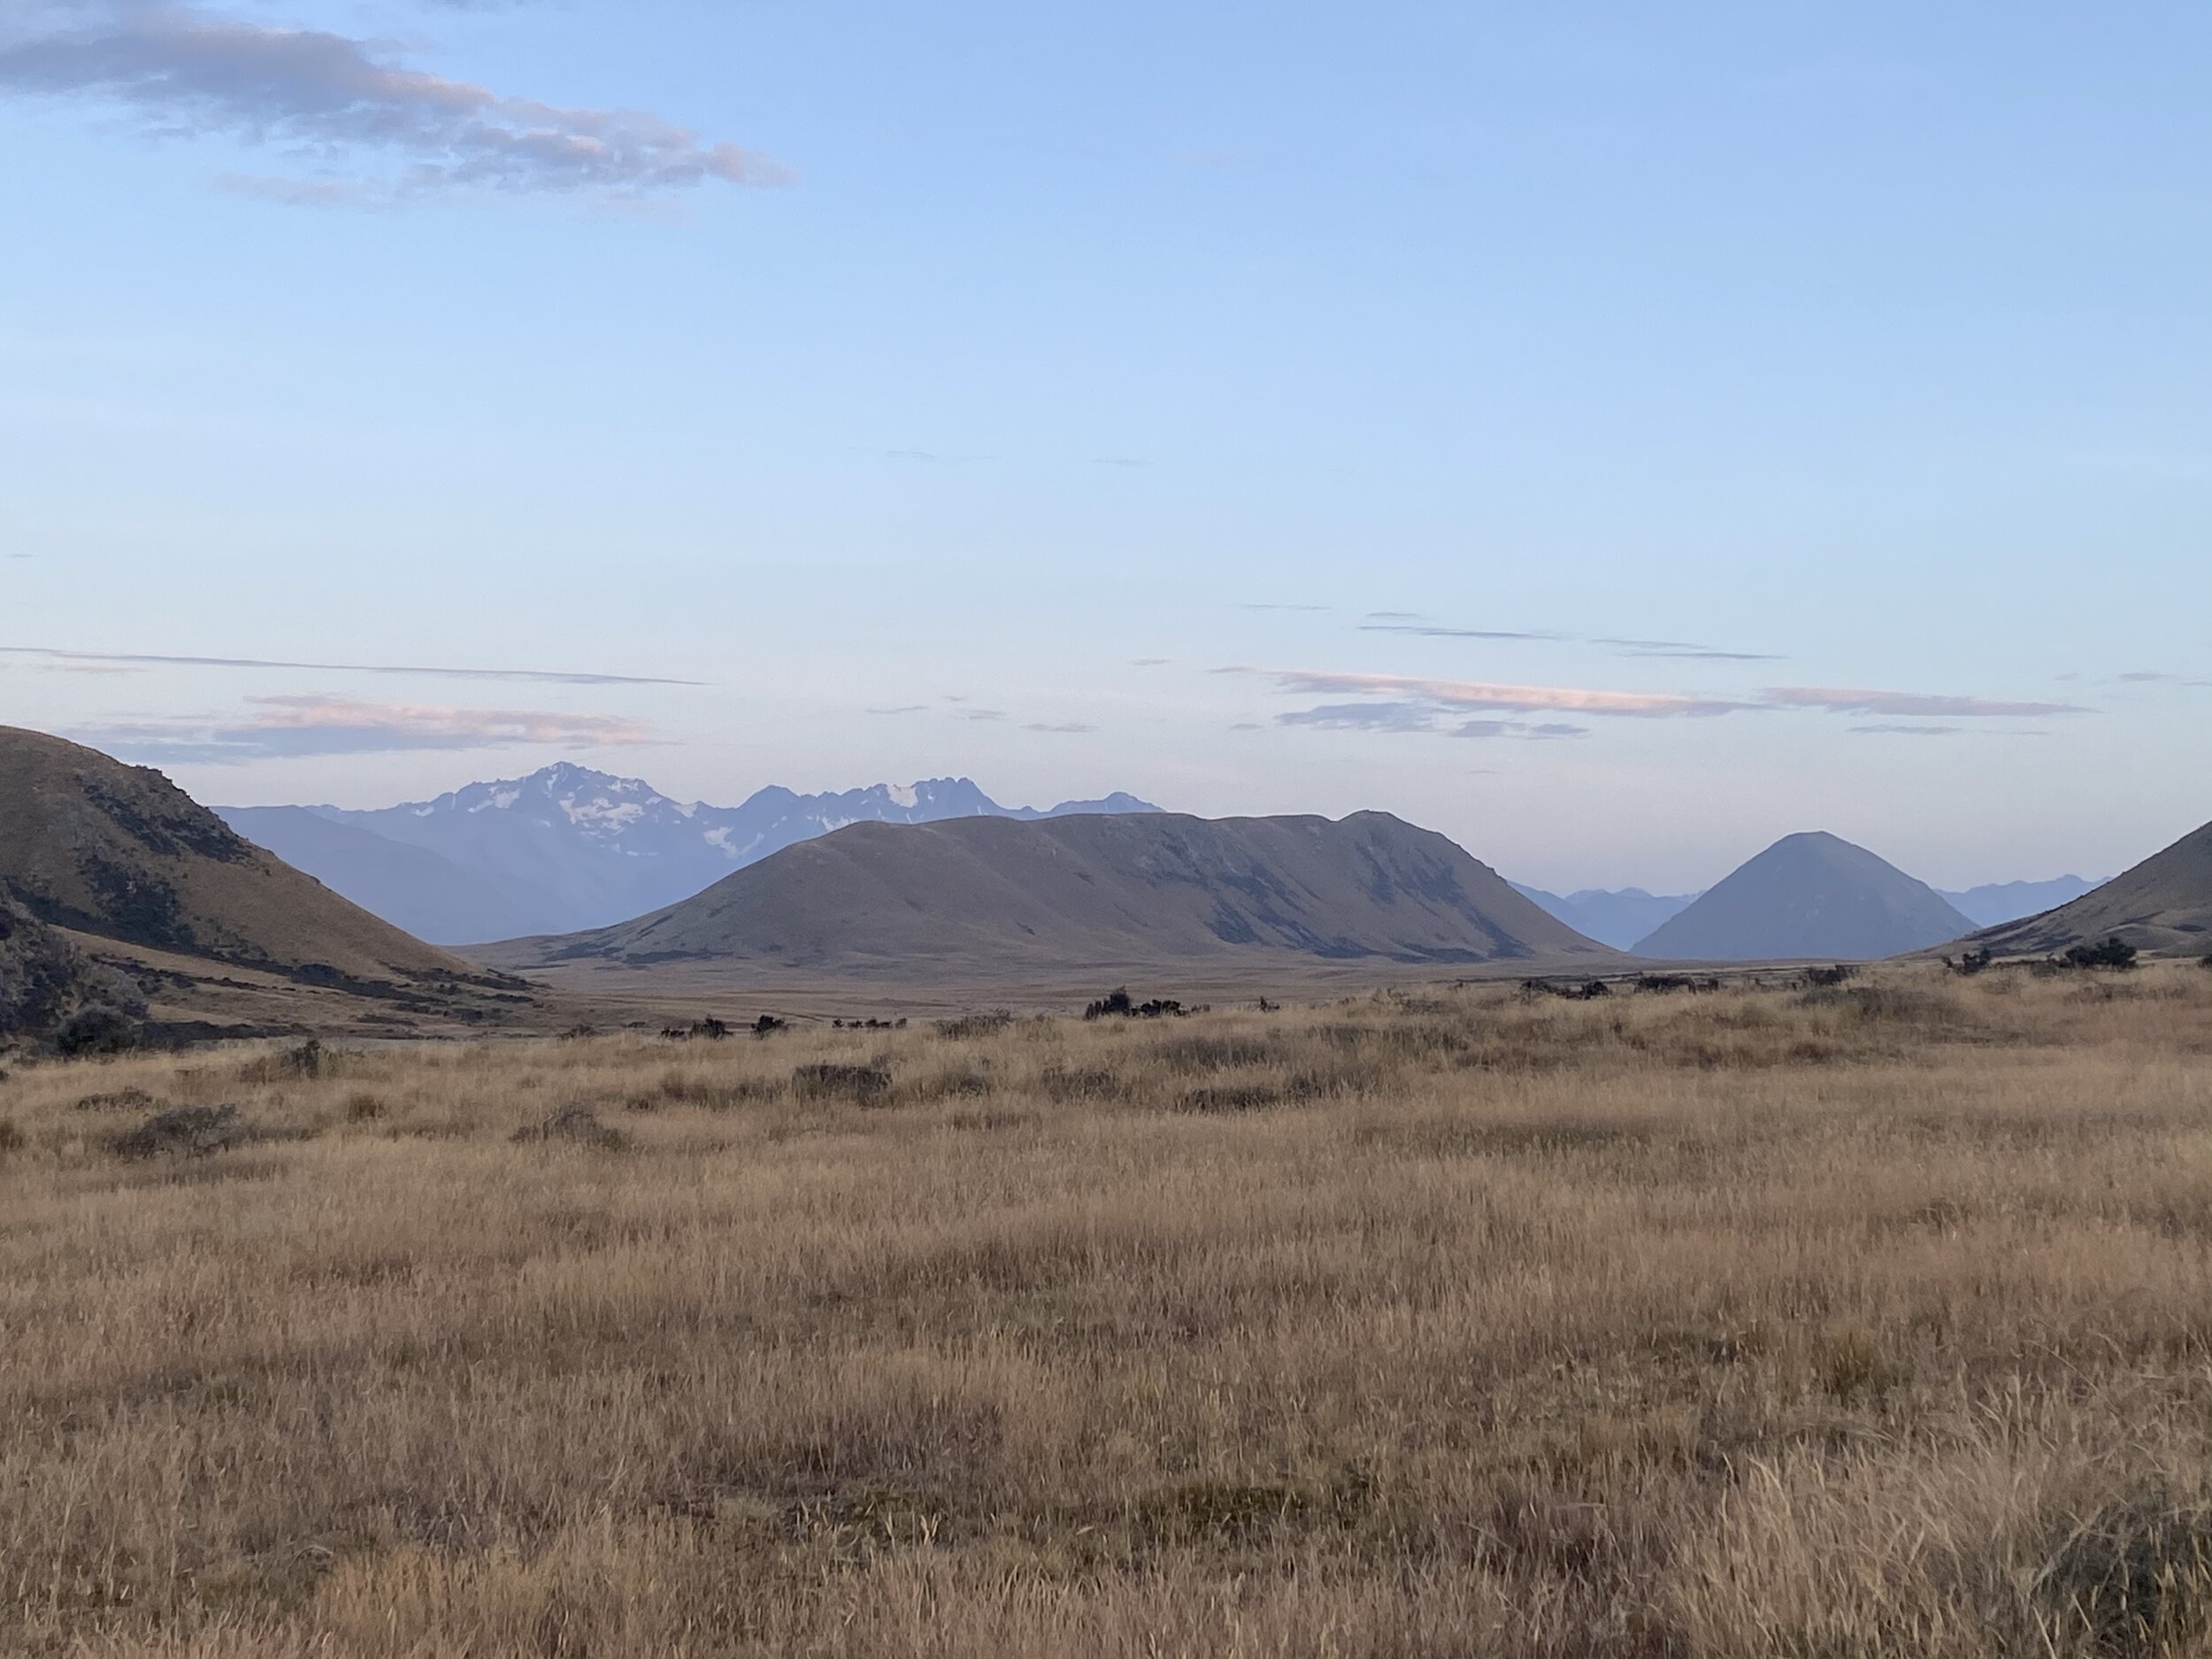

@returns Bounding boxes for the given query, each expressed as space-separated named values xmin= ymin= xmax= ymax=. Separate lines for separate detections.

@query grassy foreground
xmin=5 ymin=967 xmax=2212 ymax=1656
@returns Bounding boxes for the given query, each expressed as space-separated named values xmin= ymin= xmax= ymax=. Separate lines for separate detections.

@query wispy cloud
xmin=1609 ymin=644 xmax=1788 ymax=662
xmin=1130 ymin=657 xmax=1171 ymax=668
xmin=865 ymin=703 xmax=927 ymax=716
xmin=878 ymin=448 xmax=986 ymax=465
xmin=1276 ymin=702 xmax=1440 ymax=733
xmin=1849 ymin=724 xmax=1964 ymax=738
xmin=1763 ymin=687 xmax=2093 ymax=718
xmin=0 ymin=645 xmax=699 ymax=686
xmin=1360 ymin=625 xmax=1568 ymax=642
xmin=2108 ymin=672 xmax=2212 ymax=687
xmin=71 ymin=695 xmax=657 ymax=764
xmin=0 ymin=1 xmax=787 ymax=203
xmin=1357 ymin=623 xmax=1784 ymax=660
xmin=1459 ymin=720 xmax=1586 ymax=741
xmin=1239 ymin=603 xmax=1329 ymax=613
xmin=956 ymin=709 xmax=1008 ymax=722
xmin=1025 ymin=721 xmax=1095 ymax=734
xmin=1242 ymin=669 xmax=1757 ymax=718
xmin=1276 ymin=702 xmax=1586 ymax=740
xmin=1230 ymin=666 xmax=2094 ymax=731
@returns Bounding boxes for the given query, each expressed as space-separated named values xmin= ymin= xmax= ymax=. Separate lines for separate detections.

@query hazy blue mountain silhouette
xmin=1510 ymin=884 xmax=1697 ymax=951
xmin=222 ymin=764 xmax=1160 ymax=943
xmin=1634 ymin=832 xmax=1975 ymax=961
xmin=1936 ymin=875 xmax=2104 ymax=928
xmin=1514 ymin=873 xmax=2102 ymax=945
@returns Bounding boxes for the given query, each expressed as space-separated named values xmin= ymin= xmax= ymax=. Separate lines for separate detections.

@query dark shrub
xmin=1802 ymin=964 xmax=1859 ymax=988
xmin=54 ymin=1005 xmax=141 ymax=1057
xmin=1087 ymin=989 xmax=1194 ymax=1020
xmin=1523 ymin=979 xmax=1609 ymax=1002
xmin=2063 ymin=937 xmax=2139 ymax=972
xmin=1947 ymin=948 xmax=1994 ymax=976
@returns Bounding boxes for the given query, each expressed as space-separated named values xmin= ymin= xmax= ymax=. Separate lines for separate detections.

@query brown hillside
xmin=0 ymin=726 xmax=472 ymax=988
xmin=503 ymin=810 xmax=1615 ymax=973
xmin=1969 ymin=818 xmax=2212 ymax=959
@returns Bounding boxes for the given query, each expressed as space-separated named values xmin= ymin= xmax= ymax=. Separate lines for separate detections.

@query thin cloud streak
xmin=1763 ymin=687 xmax=2093 ymax=718
xmin=72 ymin=695 xmax=657 ymax=764
xmin=1234 ymin=667 xmax=2097 ymax=726
xmin=1251 ymin=669 xmax=1757 ymax=718
xmin=1275 ymin=702 xmax=1586 ymax=740
xmin=0 ymin=645 xmax=700 ymax=686
xmin=0 ymin=1 xmax=787 ymax=202
xmin=1359 ymin=625 xmax=1568 ymax=642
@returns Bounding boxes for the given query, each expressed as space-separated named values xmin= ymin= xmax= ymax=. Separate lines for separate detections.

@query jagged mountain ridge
xmin=223 ymin=764 xmax=1163 ymax=943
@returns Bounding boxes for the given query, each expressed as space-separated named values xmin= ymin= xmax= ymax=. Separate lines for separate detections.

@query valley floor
xmin=5 ymin=966 xmax=2212 ymax=1656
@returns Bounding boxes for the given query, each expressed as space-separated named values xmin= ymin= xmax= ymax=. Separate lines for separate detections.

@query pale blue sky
xmin=4 ymin=0 xmax=2208 ymax=891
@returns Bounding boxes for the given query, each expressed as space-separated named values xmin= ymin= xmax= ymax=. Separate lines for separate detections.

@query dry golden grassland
xmin=6 ymin=966 xmax=2212 ymax=1657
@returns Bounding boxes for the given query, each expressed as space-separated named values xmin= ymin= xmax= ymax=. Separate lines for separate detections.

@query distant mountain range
xmin=1937 ymin=876 xmax=2104 ymax=928
xmin=1511 ymin=872 xmax=2104 ymax=949
xmin=220 ymin=765 xmax=1161 ymax=943
xmin=485 ymin=810 xmax=1616 ymax=975
xmin=1509 ymin=885 xmax=1699 ymax=951
xmin=1635 ymin=832 xmax=1976 ymax=961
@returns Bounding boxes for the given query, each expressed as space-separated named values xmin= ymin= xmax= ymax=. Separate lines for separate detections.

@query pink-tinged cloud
xmin=0 ymin=3 xmax=789 ymax=202
xmin=1253 ymin=670 xmax=1756 ymax=718
xmin=1758 ymin=687 xmax=2094 ymax=718
xmin=72 ymin=695 xmax=657 ymax=764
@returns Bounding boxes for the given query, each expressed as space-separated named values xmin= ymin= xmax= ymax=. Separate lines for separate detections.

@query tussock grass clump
xmin=239 ymin=1038 xmax=335 ymax=1084
xmin=792 ymin=1061 xmax=894 ymax=1106
xmin=934 ymin=1011 xmax=1013 ymax=1041
xmin=2036 ymin=1495 xmax=2212 ymax=1658
xmin=73 ymin=1086 xmax=157 ymax=1112
xmin=511 ymin=1103 xmax=626 ymax=1151
xmin=111 ymin=1102 xmax=250 ymax=1159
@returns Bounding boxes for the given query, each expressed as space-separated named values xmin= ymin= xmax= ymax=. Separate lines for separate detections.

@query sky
xmin=3 ymin=0 xmax=2209 ymax=894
